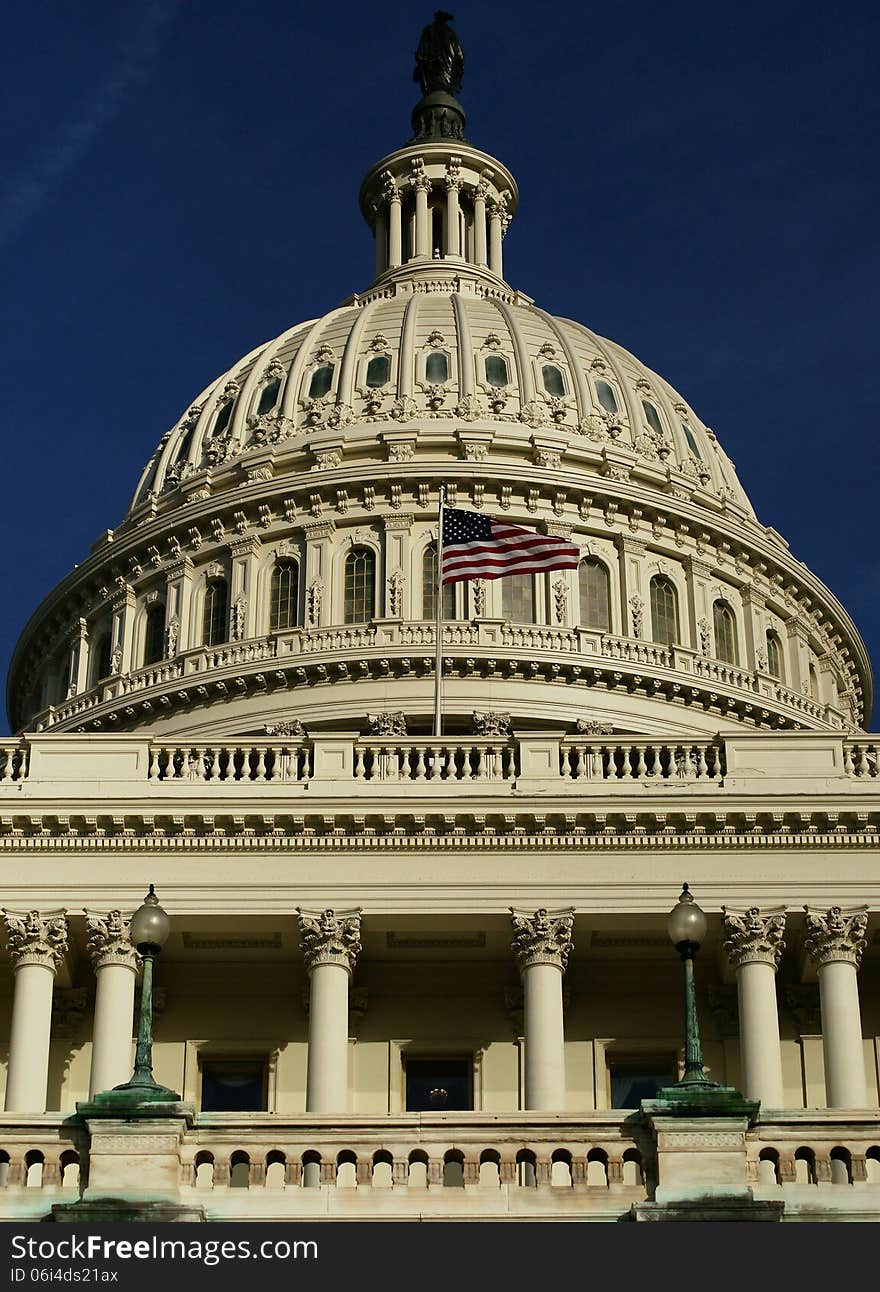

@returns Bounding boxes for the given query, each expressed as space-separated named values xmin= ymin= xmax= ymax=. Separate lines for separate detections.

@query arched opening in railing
xmin=59 ymin=1150 xmax=80 ymax=1189
xmin=794 ymin=1147 xmax=816 ymax=1185
xmin=265 ymin=1150 xmax=286 ymax=1190
xmin=757 ymin=1148 xmax=780 ymax=1185
xmin=586 ymin=1148 xmax=609 ymax=1187
xmin=336 ymin=1150 xmax=357 ymax=1189
xmin=0 ymin=1151 xmax=9 ymax=1188
xmin=194 ymin=1151 xmax=215 ymax=1190
xmin=25 ymin=1151 xmax=44 ymax=1189
xmin=229 ymin=1151 xmax=250 ymax=1189
xmin=301 ymin=1151 xmax=321 ymax=1190
xmin=551 ymin=1148 xmax=573 ymax=1188
xmin=866 ymin=1147 xmax=880 ymax=1183
xmin=516 ymin=1148 xmax=537 ymax=1188
xmin=372 ymin=1151 xmax=393 ymax=1188
xmin=478 ymin=1149 xmax=500 ymax=1188
xmin=442 ymin=1149 xmax=465 ymax=1188
xmin=830 ymin=1146 xmax=853 ymax=1185
xmin=621 ymin=1148 xmax=644 ymax=1187
xmin=408 ymin=1150 xmax=428 ymax=1188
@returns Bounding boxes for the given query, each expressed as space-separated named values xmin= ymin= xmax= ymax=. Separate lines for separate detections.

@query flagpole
xmin=433 ymin=485 xmax=445 ymax=738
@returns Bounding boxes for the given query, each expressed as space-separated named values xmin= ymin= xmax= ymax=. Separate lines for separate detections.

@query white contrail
xmin=0 ymin=1 xmax=179 ymax=251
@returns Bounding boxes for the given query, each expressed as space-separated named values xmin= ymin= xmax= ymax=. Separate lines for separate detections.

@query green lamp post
xmin=85 ymin=885 xmax=182 ymax=1109
xmin=666 ymin=883 xmax=718 ymax=1089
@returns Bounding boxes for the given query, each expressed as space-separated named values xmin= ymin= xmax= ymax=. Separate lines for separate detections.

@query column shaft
xmin=736 ymin=960 xmax=785 ymax=1106
xmin=445 ymin=186 xmax=461 ymax=256
xmin=306 ymin=961 xmax=350 ymax=1113
xmin=473 ymin=194 xmax=488 ymax=266
xmin=488 ymin=211 xmax=503 ymax=276
xmin=522 ymin=962 xmax=566 ymax=1109
xmin=818 ymin=960 xmax=867 ymax=1107
xmin=5 ymin=963 xmax=54 ymax=1112
xmin=388 ymin=196 xmax=402 ymax=268
xmin=415 ymin=184 xmax=430 ymax=258
xmin=90 ymin=962 xmax=137 ymax=1096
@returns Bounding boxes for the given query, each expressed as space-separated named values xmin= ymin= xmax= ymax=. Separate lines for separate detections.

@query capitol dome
xmin=6 ymin=53 xmax=871 ymax=741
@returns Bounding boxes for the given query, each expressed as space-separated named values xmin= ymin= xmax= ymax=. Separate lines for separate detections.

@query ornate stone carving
xmin=473 ymin=711 xmax=511 ymax=736
xmin=534 ymin=447 xmax=562 ymax=469
xmin=263 ymin=719 xmax=305 ymax=738
xmin=552 ymin=577 xmax=568 ymax=624
xmin=462 ymin=440 xmax=487 ymax=461
xmin=519 ymin=400 xmax=546 ymax=429
xmin=510 ymin=908 xmax=574 ymax=973
xmin=455 ymin=393 xmax=485 ymax=422
xmin=698 ymin=616 xmax=711 ymax=655
xmin=387 ymin=441 xmax=415 ymax=462
xmin=629 ymin=594 xmax=643 ymax=638
xmin=721 ymin=906 xmax=786 ymax=969
xmin=231 ymin=595 xmax=247 ymax=642
xmin=297 ymin=908 xmax=362 ymax=974
xmin=575 ymin=719 xmax=613 ymax=735
xmin=311 ymin=448 xmax=343 ymax=471
xmin=2 ymin=910 xmax=68 ymax=969
xmin=307 ymin=579 xmax=323 ymax=627
xmin=387 ymin=569 xmax=405 ymax=616
xmin=163 ymin=616 xmax=179 ymax=660
xmin=85 ymin=909 xmax=139 ymax=970
xmin=472 ymin=578 xmax=486 ymax=615
xmin=390 ymin=396 xmax=418 ymax=422
xmin=803 ymin=905 xmax=868 ymax=968
xmin=368 ymin=711 xmax=407 ymax=735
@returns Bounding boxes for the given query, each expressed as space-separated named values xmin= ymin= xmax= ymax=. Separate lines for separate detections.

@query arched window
xmin=174 ymin=421 xmax=197 ymax=464
xmin=681 ymin=422 xmax=702 ymax=458
xmin=422 ymin=544 xmax=456 ymax=620
xmin=426 ymin=351 xmax=449 ymax=383
xmin=713 ymin=600 xmax=739 ymax=665
xmin=257 ymin=376 xmax=281 ymax=416
xmin=809 ymin=662 xmax=820 ymax=700
xmin=642 ymin=400 xmax=664 ymax=436
xmin=595 ymin=379 xmax=618 ymax=413
xmin=542 ymin=364 xmax=565 ymax=397
xmin=344 ymin=549 xmax=375 ymax=624
xmin=213 ymin=399 xmax=234 ymax=437
xmin=650 ymin=576 xmax=679 ymax=647
xmin=143 ymin=604 xmax=166 ymax=666
xmin=366 ymin=355 xmax=391 ymax=388
xmin=579 ymin=559 xmax=610 ymax=630
xmin=502 ymin=573 xmax=536 ymax=622
xmin=766 ymin=631 xmax=784 ymax=680
xmin=308 ymin=363 xmax=334 ymax=399
xmin=203 ymin=579 xmax=228 ymax=646
xmin=91 ymin=631 xmax=112 ymax=685
xmin=270 ymin=560 xmax=299 ymax=632
xmin=485 ymin=355 xmax=509 ymax=387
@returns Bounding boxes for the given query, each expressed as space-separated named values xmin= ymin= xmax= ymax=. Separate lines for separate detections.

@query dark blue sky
xmin=2 ymin=0 xmax=878 ymax=731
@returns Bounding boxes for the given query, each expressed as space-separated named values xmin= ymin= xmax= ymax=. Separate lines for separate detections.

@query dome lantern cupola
xmin=359 ymin=12 xmax=518 ymax=286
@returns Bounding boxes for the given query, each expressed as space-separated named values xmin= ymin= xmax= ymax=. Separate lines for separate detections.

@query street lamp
xmin=88 ymin=885 xmax=181 ymax=1107
xmin=667 ymin=883 xmax=717 ymax=1090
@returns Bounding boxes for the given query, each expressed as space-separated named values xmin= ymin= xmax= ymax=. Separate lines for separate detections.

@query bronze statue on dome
xmin=414 ymin=11 xmax=464 ymax=96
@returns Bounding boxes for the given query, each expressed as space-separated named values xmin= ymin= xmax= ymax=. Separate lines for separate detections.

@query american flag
xmin=441 ymin=508 xmax=580 ymax=584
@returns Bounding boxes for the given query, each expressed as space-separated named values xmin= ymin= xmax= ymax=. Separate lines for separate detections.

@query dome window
xmin=542 ymin=364 xmax=565 ymax=397
xmin=91 ymin=631 xmax=112 ymax=686
xmin=422 ymin=543 xmax=456 ymax=620
xmin=203 ymin=579 xmax=229 ymax=647
xmin=426 ymin=351 xmax=449 ymax=383
xmin=595 ymin=379 xmax=618 ymax=414
xmin=214 ymin=400 xmax=235 ymax=437
xmin=766 ymin=631 xmax=784 ymax=681
xmin=712 ymin=600 xmax=739 ymax=665
xmin=344 ymin=549 xmax=376 ymax=624
xmin=270 ymin=560 xmax=300 ymax=632
xmin=174 ymin=422 xmax=197 ymax=465
xmin=143 ymin=604 xmax=166 ymax=667
xmin=650 ymin=576 xmax=679 ymax=647
xmin=502 ymin=573 xmax=536 ymax=623
xmin=308 ymin=363 xmax=334 ymax=400
xmin=365 ymin=355 xmax=392 ymax=388
xmin=642 ymin=400 xmax=664 ymax=437
xmin=257 ymin=377 xmax=282 ymax=416
xmin=681 ymin=421 xmax=702 ymax=459
xmin=579 ymin=559 xmax=611 ymax=631
xmin=485 ymin=355 xmax=509 ymax=388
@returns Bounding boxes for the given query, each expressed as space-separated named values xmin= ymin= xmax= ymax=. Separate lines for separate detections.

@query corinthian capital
xmin=2 ymin=909 xmax=68 ymax=970
xmin=85 ymin=910 xmax=140 ymax=971
xmin=510 ymin=907 xmax=574 ymax=973
xmin=721 ymin=906 xmax=786 ymax=969
xmin=298 ymin=908 xmax=362 ymax=975
xmin=803 ymin=905 xmax=869 ymax=969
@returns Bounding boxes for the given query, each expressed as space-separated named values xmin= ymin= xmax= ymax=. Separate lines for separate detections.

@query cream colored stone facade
xmin=1 ymin=21 xmax=878 ymax=1223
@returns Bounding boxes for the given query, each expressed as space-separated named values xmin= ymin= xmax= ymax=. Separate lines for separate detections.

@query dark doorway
xmin=608 ymin=1056 xmax=676 ymax=1108
xmin=405 ymin=1058 xmax=472 ymax=1111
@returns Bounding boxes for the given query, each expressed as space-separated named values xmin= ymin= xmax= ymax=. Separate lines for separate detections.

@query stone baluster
xmin=721 ymin=906 xmax=787 ymax=1107
xmin=803 ymin=905 xmax=869 ymax=1107
xmin=298 ymin=907 xmax=362 ymax=1113
xmin=2 ymin=910 xmax=68 ymax=1111
xmin=85 ymin=910 xmax=140 ymax=1097
xmin=510 ymin=907 xmax=574 ymax=1109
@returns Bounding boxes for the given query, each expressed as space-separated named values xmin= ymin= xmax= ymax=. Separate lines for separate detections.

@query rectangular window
xmin=200 ymin=1058 xmax=268 ymax=1112
xmin=501 ymin=572 xmax=536 ymax=622
xmin=405 ymin=1057 xmax=472 ymax=1112
xmin=608 ymin=1055 xmax=676 ymax=1109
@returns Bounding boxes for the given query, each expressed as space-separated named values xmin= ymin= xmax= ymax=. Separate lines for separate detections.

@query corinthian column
xmin=804 ymin=905 xmax=869 ymax=1108
xmin=3 ymin=910 xmax=68 ymax=1112
xmin=721 ymin=906 xmax=786 ymax=1107
xmin=86 ymin=910 xmax=139 ymax=1097
xmin=298 ymin=908 xmax=362 ymax=1113
xmin=510 ymin=907 xmax=574 ymax=1110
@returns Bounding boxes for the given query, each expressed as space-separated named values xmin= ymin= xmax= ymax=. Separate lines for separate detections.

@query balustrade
xmin=147 ymin=744 xmax=310 ymax=783
xmin=559 ymin=739 xmax=724 ymax=781
xmin=0 ymin=744 xmax=28 ymax=782
xmin=353 ymin=738 xmax=516 ymax=782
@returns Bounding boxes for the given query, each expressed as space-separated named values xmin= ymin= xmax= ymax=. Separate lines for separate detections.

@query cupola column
xmin=722 ymin=906 xmax=786 ymax=1106
xmin=804 ymin=906 xmax=869 ymax=1107
xmin=510 ymin=907 xmax=573 ymax=1110
xmin=445 ymin=159 xmax=462 ymax=258
xmin=298 ymin=908 xmax=362 ymax=1113
xmin=2 ymin=910 xmax=68 ymax=1112
xmin=473 ymin=178 xmax=489 ymax=267
xmin=387 ymin=189 xmax=403 ymax=269
xmin=85 ymin=910 xmax=139 ymax=1097
xmin=488 ymin=199 xmax=507 ymax=278
xmin=411 ymin=161 xmax=432 ymax=259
